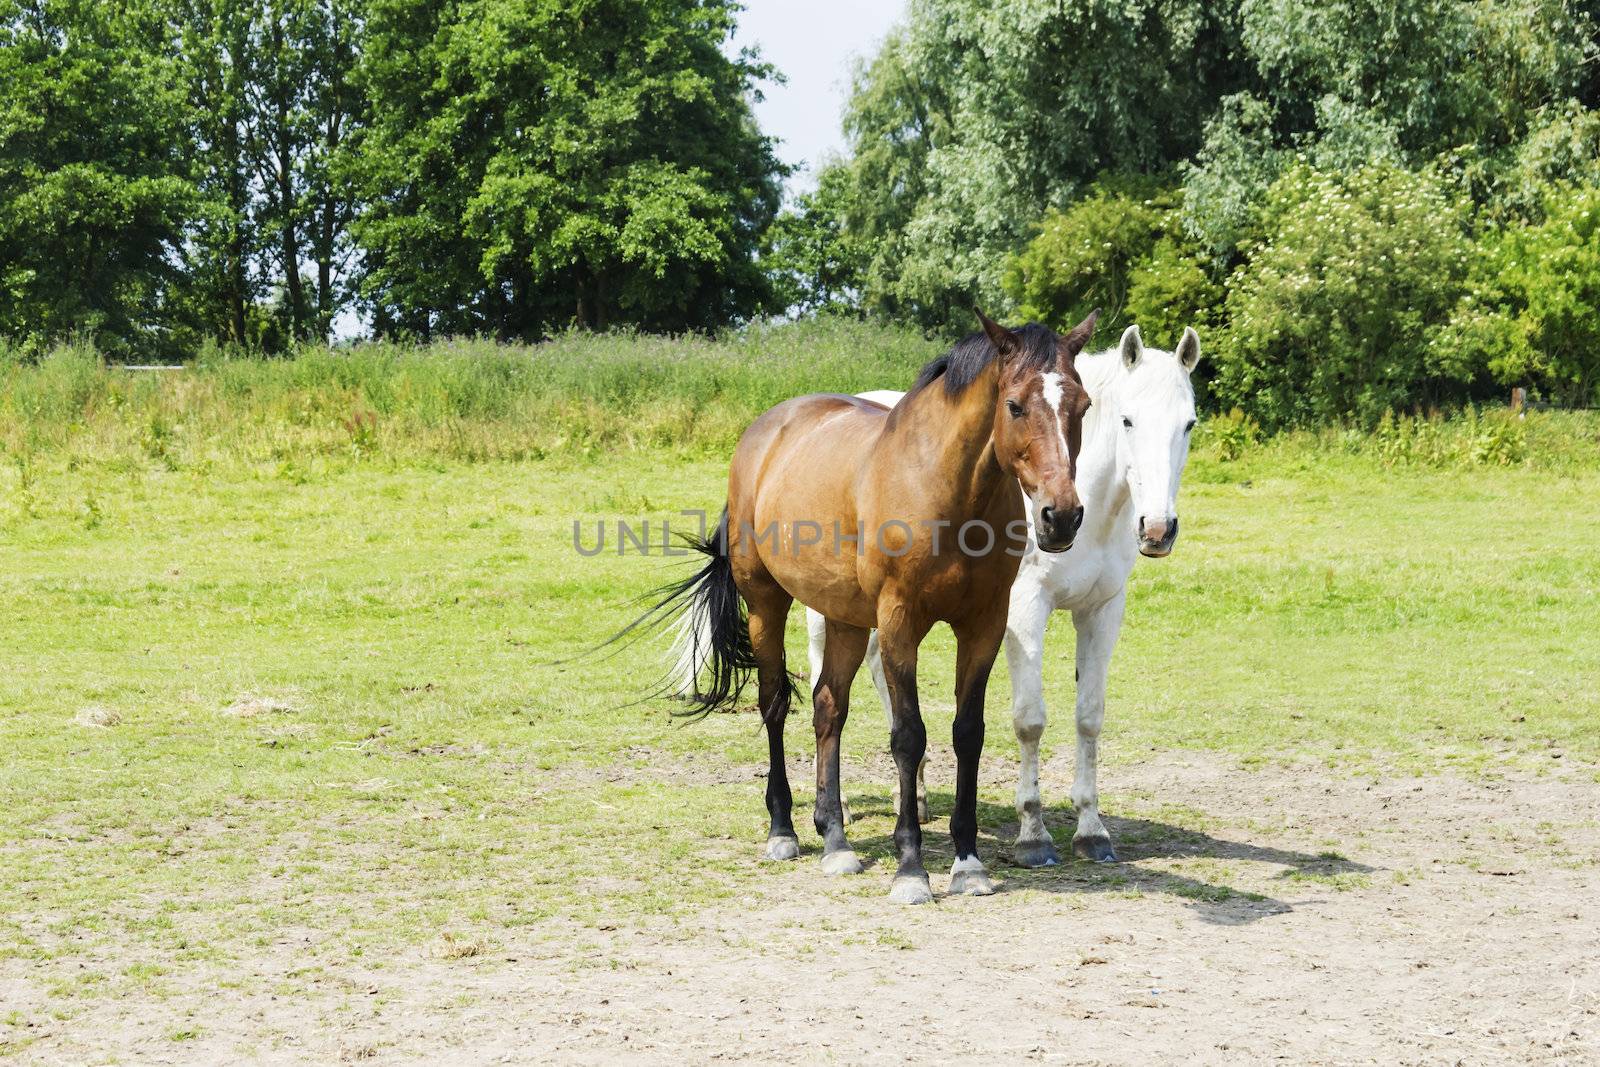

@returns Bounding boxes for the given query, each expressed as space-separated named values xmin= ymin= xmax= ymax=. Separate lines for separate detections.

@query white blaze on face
xmin=1025 ymin=371 xmax=1073 ymax=536
xmin=1039 ymin=372 xmax=1071 ymax=461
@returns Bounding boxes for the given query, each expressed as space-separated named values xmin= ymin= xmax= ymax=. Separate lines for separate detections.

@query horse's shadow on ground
xmin=831 ymin=793 xmax=1377 ymax=926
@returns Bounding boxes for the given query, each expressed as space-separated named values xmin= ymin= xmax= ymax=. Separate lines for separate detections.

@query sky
xmin=726 ymin=0 xmax=907 ymax=194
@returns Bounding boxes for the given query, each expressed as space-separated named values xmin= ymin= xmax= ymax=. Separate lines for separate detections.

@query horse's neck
xmin=892 ymin=370 xmax=1007 ymax=517
xmin=1076 ymin=366 xmax=1133 ymax=540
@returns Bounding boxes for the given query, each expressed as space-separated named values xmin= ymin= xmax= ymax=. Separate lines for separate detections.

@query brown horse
xmin=657 ymin=310 xmax=1097 ymax=904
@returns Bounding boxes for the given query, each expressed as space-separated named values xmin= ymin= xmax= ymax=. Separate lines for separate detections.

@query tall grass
xmin=0 ymin=319 xmax=941 ymax=466
xmin=2 ymin=318 xmax=1598 ymax=473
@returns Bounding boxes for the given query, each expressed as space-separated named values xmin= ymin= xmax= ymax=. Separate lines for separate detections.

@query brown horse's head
xmin=978 ymin=309 xmax=1099 ymax=553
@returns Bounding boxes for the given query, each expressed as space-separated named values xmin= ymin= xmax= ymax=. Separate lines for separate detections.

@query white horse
xmin=800 ymin=324 xmax=1201 ymax=865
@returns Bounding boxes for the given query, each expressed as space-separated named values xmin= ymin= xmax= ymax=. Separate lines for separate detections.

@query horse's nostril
xmin=1041 ymin=506 xmax=1056 ymax=528
xmin=1070 ymin=505 xmax=1084 ymax=534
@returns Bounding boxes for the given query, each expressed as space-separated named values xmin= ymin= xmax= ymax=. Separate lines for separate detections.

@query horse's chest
xmin=1043 ymin=546 xmax=1132 ymax=611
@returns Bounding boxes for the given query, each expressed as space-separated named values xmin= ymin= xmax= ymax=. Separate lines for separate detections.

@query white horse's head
xmin=1108 ymin=324 xmax=1201 ymax=557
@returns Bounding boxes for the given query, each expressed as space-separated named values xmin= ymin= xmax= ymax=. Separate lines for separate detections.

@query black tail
xmin=601 ymin=507 xmax=783 ymax=719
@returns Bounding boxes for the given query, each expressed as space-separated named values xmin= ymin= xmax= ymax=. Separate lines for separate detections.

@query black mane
xmin=909 ymin=323 xmax=1061 ymax=397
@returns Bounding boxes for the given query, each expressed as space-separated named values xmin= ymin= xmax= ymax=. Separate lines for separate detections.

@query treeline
xmin=5 ymin=0 xmax=1600 ymax=425
xmin=768 ymin=0 xmax=1600 ymax=423
xmin=0 ymin=0 xmax=783 ymax=358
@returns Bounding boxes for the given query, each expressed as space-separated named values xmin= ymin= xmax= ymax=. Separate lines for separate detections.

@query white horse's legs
xmin=1006 ymin=590 xmax=1058 ymax=867
xmin=1069 ymin=590 xmax=1125 ymax=862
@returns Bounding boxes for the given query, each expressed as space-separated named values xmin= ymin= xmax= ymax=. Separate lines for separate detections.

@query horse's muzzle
xmin=1138 ymin=515 xmax=1178 ymax=557
xmin=1038 ymin=504 xmax=1084 ymax=553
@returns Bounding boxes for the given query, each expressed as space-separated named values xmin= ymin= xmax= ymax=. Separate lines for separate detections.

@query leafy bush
xmin=1196 ymin=407 xmax=1261 ymax=463
xmin=1125 ymin=238 xmax=1224 ymax=349
xmin=1489 ymin=182 xmax=1600 ymax=404
xmin=1211 ymin=165 xmax=1474 ymax=427
xmin=1003 ymin=180 xmax=1183 ymax=335
xmin=1003 ymin=179 xmax=1226 ymax=347
xmin=1429 ymin=181 xmax=1600 ymax=405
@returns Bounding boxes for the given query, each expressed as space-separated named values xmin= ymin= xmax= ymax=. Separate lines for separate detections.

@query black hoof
xmin=1013 ymin=840 xmax=1060 ymax=868
xmin=1073 ymin=835 xmax=1118 ymax=863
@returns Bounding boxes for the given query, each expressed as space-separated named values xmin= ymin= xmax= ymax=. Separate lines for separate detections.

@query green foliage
xmin=352 ymin=0 xmax=785 ymax=339
xmin=1003 ymin=178 xmax=1225 ymax=348
xmin=759 ymin=167 xmax=868 ymax=317
xmin=1 ymin=0 xmax=786 ymax=355
xmin=1004 ymin=181 xmax=1178 ymax=335
xmin=1183 ymin=0 xmax=1595 ymax=257
xmin=1436 ymin=182 xmax=1600 ymax=404
xmin=0 ymin=0 xmax=194 ymax=359
xmin=1493 ymin=182 xmax=1600 ymax=403
xmin=1125 ymin=239 xmax=1225 ymax=348
xmin=1197 ymin=407 xmax=1260 ymax=462
xmin=835 ymin=0 xmax=1249 ymax=327
xmin=1370 ymin=408 xmax=1528 ymax=468
xmin=1212 ymin=165 xmax=1475 ymax=427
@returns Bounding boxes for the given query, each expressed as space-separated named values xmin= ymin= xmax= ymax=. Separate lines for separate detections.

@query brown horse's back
xmin=726 ymin=393 xmax=891 ymax=628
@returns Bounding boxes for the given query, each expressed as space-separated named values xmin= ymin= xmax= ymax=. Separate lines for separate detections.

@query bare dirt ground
xmin=10 ymin=751 xmax=1600 ymax=1065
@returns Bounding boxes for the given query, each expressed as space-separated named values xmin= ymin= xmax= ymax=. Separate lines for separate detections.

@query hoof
xmin=820 ymin=849 xmax=864 ymax=876
xmin=763 ymin=835 xmax=800 ymax=861
xmin=948 ymin=868 xmax=995 ymax=896
xmin=840 ymin=797 xmax=854 ymax=826
xmin=1073 ymin=835 xmax=1118 ymax=863
xmin=1013 ymin=839 xmax=1061 ymax=868
xmin=888 ymin=873 xmax=933 ymax=905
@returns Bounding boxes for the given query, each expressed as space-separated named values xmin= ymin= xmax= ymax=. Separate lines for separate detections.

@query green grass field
xmin=2 ymin=332 xmax=1599 ymax=1056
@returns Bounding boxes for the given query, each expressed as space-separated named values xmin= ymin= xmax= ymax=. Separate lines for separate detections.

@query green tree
xmin=351 ymin=0 xmax=784 ymax=339
xmin=0 ymin=0 xmax=194 ymax=358
xmin=835 ymin=0 xmax=1249 ymax=329
xmin=244 ymin=0 xmax=362 ymax=343
xmin=760 ymin=167 xmax=867 ymax=317
xmin=1183 ymin=0 xmax=1594 ymax=256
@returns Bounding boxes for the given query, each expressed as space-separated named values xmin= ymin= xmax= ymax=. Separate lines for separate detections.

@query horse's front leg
xmin=1005 ymin=589 xmax=1058 ymax=867
xmin=876 ymin=600 xmax=934 ymax=904
xmin=1070 ymin=589 xmax=1126 ymax=862
xmin=865 ymin=629 xmax=929 ymax=824
xmin=948 ymin=610 xmax=1006 ymax=896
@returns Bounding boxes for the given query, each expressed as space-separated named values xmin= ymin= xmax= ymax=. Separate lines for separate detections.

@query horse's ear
xmin=975 ymin=307 xmax=1018 ymax=356
xmin=1057 ymin=309 xmax=1099 ymax=362
xmin=1176 ymin=326 xmax=1202 ymax=372
xmin=1119 ymin=324 xmax=1143 ymax=369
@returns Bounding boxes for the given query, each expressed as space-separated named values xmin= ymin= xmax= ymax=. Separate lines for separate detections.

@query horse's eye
xmin=1184 ymin=419 xmax=1196 ymax=433
xmin=1006 ymin=400 xmax=1024 ymax=418
xmin=1122 ymin=417 xmax=1133 ymax=429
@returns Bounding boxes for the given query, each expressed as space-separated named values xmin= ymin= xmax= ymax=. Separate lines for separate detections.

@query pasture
xmin=2 ymin=330 xmax=1599 ymax=1062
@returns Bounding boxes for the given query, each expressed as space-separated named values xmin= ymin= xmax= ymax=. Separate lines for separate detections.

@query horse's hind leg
xmin=748 ymin=583 xmax=799 ymax=861
xmin=805 ymin=609 xmax=851 ymax=825
xmin=813 ymin=619 xmax=869 ymax=875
